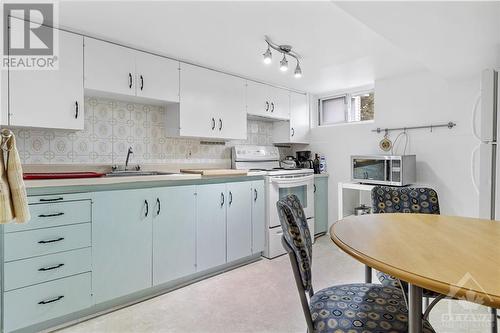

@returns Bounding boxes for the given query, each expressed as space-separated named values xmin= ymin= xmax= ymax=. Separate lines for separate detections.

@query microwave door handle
xmin=385 ymin=160 xmax=390 ymax=182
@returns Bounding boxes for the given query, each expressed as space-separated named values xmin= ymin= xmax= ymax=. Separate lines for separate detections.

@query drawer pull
xmin=38 ymin=212 xmax=65 ymax=218
xmin=38 ymin=263 xmax=65 ymax=272
xmin=39 ymin=197 xmax=63 ymax=202
xmin=38 ymin=237 xmax=65 ymax=244
xmin=38 ymin=295 xmax=64 ymax=305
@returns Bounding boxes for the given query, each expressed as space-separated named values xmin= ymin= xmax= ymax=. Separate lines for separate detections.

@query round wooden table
xmin=330 ymin=213 xmax=500 ymax=333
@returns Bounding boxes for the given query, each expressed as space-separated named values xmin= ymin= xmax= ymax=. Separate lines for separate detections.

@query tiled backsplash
xmin=11 ymin=96 xmax=290 ymax=165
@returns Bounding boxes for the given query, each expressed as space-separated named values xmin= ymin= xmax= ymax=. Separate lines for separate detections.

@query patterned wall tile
xmin=11 ymin=96 xmax=285 ymax=165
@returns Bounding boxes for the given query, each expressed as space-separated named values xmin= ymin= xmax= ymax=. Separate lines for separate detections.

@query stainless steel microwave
xmin=351 ymin=155 xmax=416 ymax=186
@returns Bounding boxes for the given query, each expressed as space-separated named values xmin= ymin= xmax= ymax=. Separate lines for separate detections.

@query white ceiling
xmin=335 ymin=1 xmax=500 ymax=80
xmin=57 ymin=1 xmax=500 ymax=94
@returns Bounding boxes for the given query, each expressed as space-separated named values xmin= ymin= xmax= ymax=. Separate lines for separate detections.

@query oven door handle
xmin=270 ymin=175 xmax=315 ymax=186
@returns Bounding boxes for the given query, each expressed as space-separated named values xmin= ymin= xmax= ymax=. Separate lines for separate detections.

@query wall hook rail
xmin=372 ymin=121 xmax=456 ymax=134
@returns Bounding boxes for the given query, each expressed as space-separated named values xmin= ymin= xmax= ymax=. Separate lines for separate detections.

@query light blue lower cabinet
xmin=4 ymin=247 xmax=91 ymax=291
xmin=3 ymin=272 xmax=92 ymax=333
xmin=92 ymin=189 xmax=153 ymax=304
xmin=314 ymin=176 xmax=329 ymax=235
xmin=195 ymin=183 xmax=227 ymax=272
xmin=251 ymin=180 xmax=265 ymax=253
xmin=4 ymin=223 xmax=91 ymax=262
xmin=2 ymin=179 xmax=266 ymax=331
xmin=153 ymin=186 xmax=196 ymax=285
xmin=5 ymin=199 xmax=91 ymax=233
xmin=226 ymin=182 xmax=252 ymax=262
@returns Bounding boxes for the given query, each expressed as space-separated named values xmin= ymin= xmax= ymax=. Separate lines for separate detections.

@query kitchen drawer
xmin=268 ymin=227 xmax=286 ymax=258
xmin=5 ymin=200 xmax=91 ymax=233
xmin=4 ymin=247 xmax=91 ymax=291
xmin=28 ymin=193 xmax=91 ymax=204
xmin=4 ymin=223 xmax=91 ymax=262
xmin=3 ymin=272 xmax=92 ymax=333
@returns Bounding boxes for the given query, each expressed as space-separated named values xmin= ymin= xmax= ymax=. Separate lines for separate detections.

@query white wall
xmin=309 ymin=70 xmax=481 ymax=227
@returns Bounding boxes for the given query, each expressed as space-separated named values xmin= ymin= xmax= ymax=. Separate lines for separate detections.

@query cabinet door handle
xmin=270 ymin=102 xmax=275 ymax=112
xmin=140 ymin=75 xmax=144 ymax=91
xmin=220 ymin=192 xmax=225 ymax=207
xmin=219 ymin=118 xmax=222 ymax=131
xmin=38 ymin=263 xmax=65 ymax=272
xmin=75 ymin=101 xmax=79 ymax=119
xmin=211 ymin=117 xmax=216 ymax=130
xmin=229 ymin=191 xmax=233 ymax=206
xmin=156 ymin=198 xmax=161 ymax=216
xmin=128 ymin=73 xmax=133 ymax=89
xmin=314 ymin=184 xmax=317 ymax=193
xmin=39 ymin=197 xmax=63 ymax=202
xmin=38 ymin=237 xmax=64 ymax=244
xmin=254 ymin=189 xmax=258 ymax=202
xmin=265 ymin=101 xmax=269 ymax=111
xmin=38 ymin=295 xmax=64 ymax=305
xmin=38 ymin=212 xmax=64 ymax=218
xmin=291 ymin=128 xmax=295 ymax=137
xmin=144 ymin=200 xmax=149 ymax=217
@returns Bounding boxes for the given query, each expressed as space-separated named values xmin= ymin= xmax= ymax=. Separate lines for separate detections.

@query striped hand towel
xmin=5 ymin=134 xmax=30 ymax=223
xmin=0 ymin=147 xmax=13 ymax=223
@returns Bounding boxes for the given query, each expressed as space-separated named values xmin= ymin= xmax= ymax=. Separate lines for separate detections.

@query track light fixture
xmin=262 ymin=35 xmax=302 ymax=78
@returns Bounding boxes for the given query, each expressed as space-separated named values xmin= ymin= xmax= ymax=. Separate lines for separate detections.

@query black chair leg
xmin=365 ymin=265 xmax=372 ymax=283
xmin=491 ymin=308 xmax=498 ymax=333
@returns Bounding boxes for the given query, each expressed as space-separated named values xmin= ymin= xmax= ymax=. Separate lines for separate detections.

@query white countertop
xmin=24 ymin=173 xmax=203 ymax=189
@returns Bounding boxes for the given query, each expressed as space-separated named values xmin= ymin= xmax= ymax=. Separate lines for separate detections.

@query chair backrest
xmin=371 ymin=186 xmax=440 ymax=214
xmin=277 ymin=194 xmax=315 ymax=332
xmin=276 ymin=194 xmax=313 ymax=293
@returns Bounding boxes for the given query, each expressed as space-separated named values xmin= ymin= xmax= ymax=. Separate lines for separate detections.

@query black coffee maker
xmin=296 ymin=151 xmax=314 ymax=169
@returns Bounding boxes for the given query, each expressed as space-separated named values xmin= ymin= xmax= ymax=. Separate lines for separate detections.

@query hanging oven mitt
xmin=6 ymin=134 xmax=30 ymax=223
xmin=0 ymin=147 xmax=14 ymax=223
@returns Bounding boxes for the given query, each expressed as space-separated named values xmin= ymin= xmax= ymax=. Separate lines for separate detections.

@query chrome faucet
xmin=125 ymin=147 xmax=133 ymax=170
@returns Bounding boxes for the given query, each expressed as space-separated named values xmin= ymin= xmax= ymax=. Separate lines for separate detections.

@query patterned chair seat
xmin=310 ymin=283 xmax=435 ymax=333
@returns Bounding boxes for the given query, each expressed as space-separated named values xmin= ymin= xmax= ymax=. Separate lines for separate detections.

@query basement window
xmin=319 ymin=90 xmax=374 ymax=126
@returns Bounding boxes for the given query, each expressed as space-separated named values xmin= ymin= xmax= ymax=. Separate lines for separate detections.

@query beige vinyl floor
xmin=57 ymin=236 xmax=497 ymax=333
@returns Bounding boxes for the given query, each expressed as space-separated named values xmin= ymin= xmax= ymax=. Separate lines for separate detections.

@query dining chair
xmin=371 ymin=185 xmax=500 ymax=333
xmin=277 ymin=194 xmax=435 ymax=333
xmin=371 ymin=186 xmax=444 ymax=316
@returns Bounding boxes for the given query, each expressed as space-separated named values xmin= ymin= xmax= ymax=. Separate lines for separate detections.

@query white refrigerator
xmin=478 ymin=69 xmax=500 ymax=220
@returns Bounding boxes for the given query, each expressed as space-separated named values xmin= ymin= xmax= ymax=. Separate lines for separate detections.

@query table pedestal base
xmin=409 ymin=284 xmax=423 ymax=333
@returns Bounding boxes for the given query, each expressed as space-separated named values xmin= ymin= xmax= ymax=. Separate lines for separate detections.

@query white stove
xmin=232 ymin=145 xmax=315 ymax=258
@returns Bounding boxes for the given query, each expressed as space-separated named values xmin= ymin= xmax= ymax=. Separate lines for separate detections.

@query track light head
xmin=294 ymin=62 xmax=302 ymax=78
xmin=263 ymin=46 xmax=272 ymax=64
xmin=280 ymin=54 xmax=288 ymax=72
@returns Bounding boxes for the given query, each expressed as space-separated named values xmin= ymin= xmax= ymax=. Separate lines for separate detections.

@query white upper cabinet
xmin=168 ymin=63 xmax=246 ymax=140
xmin=134 ymin=52 xmax=179 ymax=102
xmin=272 ymin=92 xmax=310 ymax=144
xmin=289 ymin=92 xmax=310 ymax=143
xmin=268 ymin=86 xmax=291 ymax=120
xmin=84 ymin=38 xmax=179 ymax=102
xmin=246 ymin=81 xmax=290 ymax=120
xmin=246 ymin=81 xmax=269 ymax=118
xmin=8 ymin=28 xmax=84 ymax=130
xmin=84 ymin=38 xmax=136 ymax=97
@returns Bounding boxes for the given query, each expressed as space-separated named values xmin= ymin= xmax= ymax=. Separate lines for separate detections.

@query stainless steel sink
xmin=105 ymin=170 xmax=175 ymax=177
